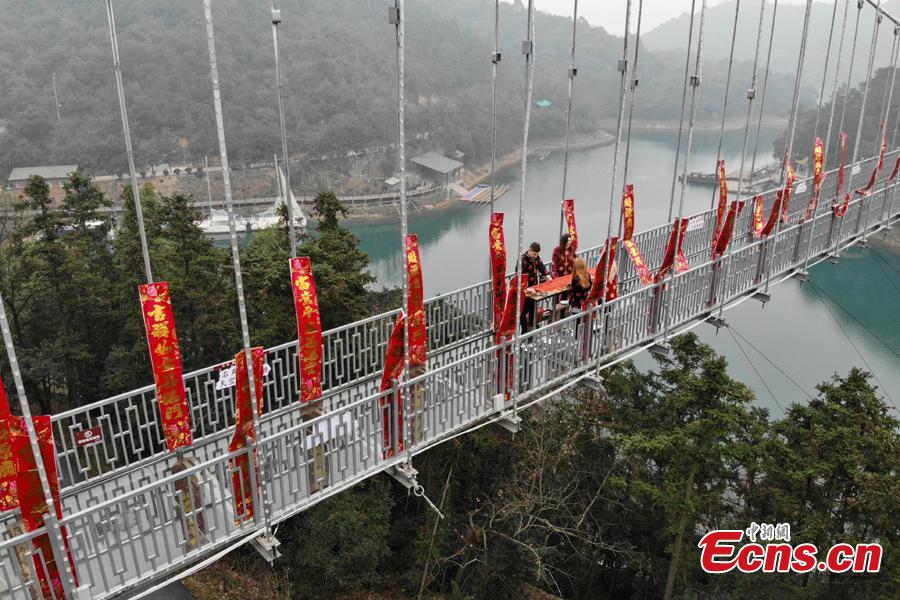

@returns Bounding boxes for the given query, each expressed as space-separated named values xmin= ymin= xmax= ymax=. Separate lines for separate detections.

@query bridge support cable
xmin=105 ymin=0 xmax=152 ymax=283
xmin=745 ymin=0 xmax=780 ymax=210
xmin=0 ymin=291 xmax=82 ymax=598
xmin=511 ymin=0 xmax=537 ymax=421
xmin=661 ymin=0 xmax=708 ymax=343
xmin=762 ymin=0 xmax=815 ymax=295
xmin=725 ymin=326 xmax=786 ymax=412
xmin=707 ymin=0 xmax=742 ymax=211
xmin=713 ymin=0 xmax=770 ymax=322
xmin=880 ymin=61 xmax=900 ymax=223
xmin=270 ymin=0 xmax=298 ymax=257
xmin=802 ymin=0 xmax=852 ymax=274
xmin=558 ymin=0 xmax=579 ymax=237
xmin=666 ymin=0 xmax=697 ymax=224
xmin=599 ymin=0 xmax=632 ymax=357
xmin=489 ymin=0 xmax=501 ymax=214
xmin=202 ymin=0 xmax=273 ymax=543
xmin=832 ymin=0 xmax=884 ymax=257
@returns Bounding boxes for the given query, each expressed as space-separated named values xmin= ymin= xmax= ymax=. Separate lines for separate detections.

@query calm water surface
xmin=349 ymin=129 xmax=900 ymax=416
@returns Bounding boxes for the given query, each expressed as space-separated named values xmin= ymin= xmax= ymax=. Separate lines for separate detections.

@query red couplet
xmin=290 ymin=257 xmax=323 ymax=403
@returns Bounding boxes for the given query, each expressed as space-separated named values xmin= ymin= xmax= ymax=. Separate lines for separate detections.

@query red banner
xmin=290 ymin=257 xmax=323 ymax=403
xmin=751 ymin=195 xmax=765 ymax=237
xmin=760 ymin=190 xmax=785 ymax=237
xmin=656 ymin=220 xmax=680 ymax=283
xmin=622 ymin=185 xmax=636 ymax=241
xmin=0 ymin=378 xmax=15 ymax=512
xmin=586 ymin=238 xmax=619 ymax=304
xmin=781 ymin=161 xmax=795 ymax=224
xmin=562 ymin=199 xmax=578 ymax=251
xmin=675 ymin=218 xmax=689 ymax=273
xmin=406 ymin=234 xmax=427 ymax=366
xmin=889 ymin=155 xmax=900 ymax=181
xmin=489 ymin=213 xmax=507 ymax=333
xmin=622 ymin=239 xmax=653 ymax=284
xmin=379 ymin=314 xmax=406 ymax=455
xmin=715 ymin=160 xmax=728 ymax=242
xmin=833 ymin=193 xmax=851 ymax=217
xmin=712 ymin=201 xmax=746 ymax=258
xmin=229 ymin=347 xmax=264 ymax=522
xmin=139 ymin=282 xmax=192 ymax=451
xmin=856 ymin=128 xmax=887 ymax=197
xmin=802 ymin=138 xmax=826 ymax=221
xmin=836 ymin=131 xmax=848 ymax=198
xmin=10 ymin=416 xmax=77 ymax=599
xmin=496 ymin=274 xmax=527 ymax=342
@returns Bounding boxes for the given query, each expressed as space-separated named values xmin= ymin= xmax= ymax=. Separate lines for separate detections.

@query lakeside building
xmin=7 ymin=165 xmax=78 ymax=204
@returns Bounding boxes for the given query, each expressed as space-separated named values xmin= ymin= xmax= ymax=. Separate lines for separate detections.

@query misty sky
xmin=506 ymin=0 xmax=810 ymax=35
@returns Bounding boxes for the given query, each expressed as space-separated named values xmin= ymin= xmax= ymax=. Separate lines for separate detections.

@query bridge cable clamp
xmin=413 ymin=481 xmax=445 ymax=520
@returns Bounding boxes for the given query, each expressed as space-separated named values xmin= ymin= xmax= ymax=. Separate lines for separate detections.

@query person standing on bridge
xmin=551 ymin=233 xmax=575 ymax=278
xmin=520 ymin=241 xmax=550 ymax=332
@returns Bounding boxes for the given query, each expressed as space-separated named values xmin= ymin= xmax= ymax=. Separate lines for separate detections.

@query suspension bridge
xmin=1 ymin=0 xmax=899 ymax=599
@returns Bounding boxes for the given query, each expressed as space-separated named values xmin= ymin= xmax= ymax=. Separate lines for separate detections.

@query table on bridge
xmin=525 ymin=267 xmax=596 ymax=326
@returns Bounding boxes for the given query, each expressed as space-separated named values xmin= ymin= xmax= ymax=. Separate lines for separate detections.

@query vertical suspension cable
xmin=715 ymin=0 xmax=768 ymax=321
xmin=823 ymin=1 xmax=853 ymax=164
xmin=764 ymin=0 xmax=814 ymax=293
xmin=603 ymin=0 xmax=632 ymax=244
xmin=106 ymin=0 xmax=153 ymax=283
xmin=620 ymin=0 xmax=644 ymax=186
xmin=202 ymin=0 xmax=269 ymax=534
xmin=833 ymin=0 xmax=882 ymax=255
xmin=271 ymin=0 xmax=298 ymax=257
xmin=835 ymin=2 xmax=865 ymax=163
xmin=392 ymin=0 xmax=411 ymax=451
xmin=708 ymin=0 xmax=742 ymax=211
xmin=812 ymin=0 xmax=842 ymax=142
xmin=512 ymin=0 xmax=536 ymax=417
xmin=746 ymin=0 xmax=779 ymax=192
xmin=0 ymin=292 xmax=79 ymax=597
xmin=489 ymin=0 xmax=500 ymax=214
xmin=667 ymin=0 xmax=698 ymax=222
xmin=558 ymin=0 xmax=578 ymax=237
xmin=883 ymin=28 xmax=900 ymax=221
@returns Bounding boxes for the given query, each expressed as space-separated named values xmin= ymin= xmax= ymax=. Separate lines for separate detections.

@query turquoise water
xmin=348 ymin=129 xmax=900 ymax=417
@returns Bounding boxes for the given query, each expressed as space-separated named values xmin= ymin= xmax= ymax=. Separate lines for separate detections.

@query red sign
xmin=489 ymin=213 xmax=507 ymax=333
xmin=139 ymin=282 xmax=192 ymax=451
xmin=622 ymin=185 xmax=635 ymax=241
xmin=75 ymin=426 xmax=103 ymax=448
xmin=229 ymin=347 xmax=265 ymax=522
xmin=562 ymin=198 xmax=578 ymax=251
xmin=622 ymin=239 xmax=653 ymax=284
xmin=10 ymin=416 xmax=77 ymax=599
xmin=290 ymin=257 xmax=323 ymax=403
xmin=406 ymin=234 xmax=427 ymax=367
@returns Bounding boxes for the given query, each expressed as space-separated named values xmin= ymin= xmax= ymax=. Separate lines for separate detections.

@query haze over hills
xmin=0 ymin=0 xmax=798 ymax=180
xmin=643 ymin=0 xmax=900 ymax=84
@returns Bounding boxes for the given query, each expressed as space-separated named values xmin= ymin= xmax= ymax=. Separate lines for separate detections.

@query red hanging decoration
xmin=855 ymin=127 xmax=887 ymax=197
xmin=489 ymin=213 xmax=507 ymax=333
xmin=675 ymin=218 xmax=690 ymax=273
xmin=586 ymin=238 xmax=619 ymax=304
xmin=406 ymin=234 xmax=427 ymax=367
xmin=562 ymin=199 xmax=578 ymax=251
xmin=10 ymin=417 xmax=77 ymax=599
xmin=835 ymin=132 xmax=848 ymax=200
xmin=715 ymin=160 xmax=728 ymax=242
xmin=622 ymin=240 xmax=653 ymax=285
xmin=0 ymin=378 xmax=16 ymax=512
xmin=229 ymin=347 xmax=264 ymax=522
xmin=780 ymin=161 xmax=795 ymax=224
xmin=379 ymin=314 xmax=407 ymax=456
xmin=888 ymin=155 xmax=900 ymax=181
xmin=139 ymin=282 xmax=192 ymax=451
xmin=290 ymin=257 xmax=323 ymax=403
xmin=802 ymin=138 xmax=826 ymax=221
xmin=622 ymin=185 xmax=636 ymax=241
xmin=712 ymin=201 xmax=746 ymax=258
xmin=751 ymin=195 xmax=765 ymax=237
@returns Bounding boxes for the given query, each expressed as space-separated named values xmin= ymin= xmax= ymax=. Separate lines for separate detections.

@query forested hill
xmin=0 ymin=0 xmax=798 ymax=178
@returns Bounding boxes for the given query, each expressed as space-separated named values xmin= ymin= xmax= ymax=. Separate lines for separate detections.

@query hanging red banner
xmin=715 ymin=160 xmax=728 ymax=241
xmin=10 ymin=416 xmax=77 ymax=600
xmin=780 ymin=161 xmax=795 ymax=224
xmin=290 ymin=257 xmax=323 ymax=403
xmin=712 ymin=201 xmax=746 ymax=258
xmin=751 ymin=195 xmax=765 ymax=236
xmin=802 ymin=138 xmax=826 ymax=221
xmin=675 ymin=218 xmax=690 ymax=273
xmin=379 ymin=314 xmax=406 ymax=455
xmin=855 ymin=128 xmax=887 ymax=197
xmin=836 ymin=131 xmax=848 ymax=198
xmin=0 ymin=379 xmax=15 ymax=512
xmin=139 ymin=282 xmax=192 ymax=451
xmin=655 ymin=220 xmax=680 ymax=283
xmin=622 ymin=185 xmax=636 ymax=241
xmin=622 ymin=239 xmax=653 ymax=284
xmin=833 ymin=192 xmax=851 ymax=217
xmin=489 ymin=213 xmax=507 ymax=333
xmin=406 ymin=234 xmax=427 ymax=367
xmin=229 ymin=347 xmax=265 ymax=522
xmin=586 ymin=238 xmax=619 ymax=304
xmin=760 ymin=190 xmax=785 ymax=236
xmin=496 ymin=274 xmax=527 ymax=342
xmin=562 ymin=199 xmax=578 ymax=251
xmin=889 ymin=155 xmax=900 ymax=181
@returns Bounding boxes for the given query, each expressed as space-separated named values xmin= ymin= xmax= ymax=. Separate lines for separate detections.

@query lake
xmin=348 ymin=127 xmax=900 ymax=417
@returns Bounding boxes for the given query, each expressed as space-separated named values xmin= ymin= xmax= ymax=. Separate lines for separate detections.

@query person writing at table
xmin=519 ymin=241 xmax=550 ymax=332
xmin=551 ymin=233 xmax=575 ymax=278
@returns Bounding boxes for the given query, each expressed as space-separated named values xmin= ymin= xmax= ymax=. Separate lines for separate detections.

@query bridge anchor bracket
xmin=648 ymin=341 xmax=671 ymax=357
xmin=387 ymin=461 xmax=419 ymax=491
xmin=578 ymin=374 xmax=606 ymax=394
xmin=752 ymin=291 xmax=771 ymax=304
xmin=827 ymin=253 xmax=841 ymax=264
xmin=792 ymin=270 xmax=810 ymax=283
xmin=250 ymin=531 xmax=282 ymax=565
xmin=705 ymin=314 xmax=727 ymax=329
xmin=496 ymin=411 xmax=521 ymax=433
xmin=855 ymin=238 xmax=870 ymax=249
